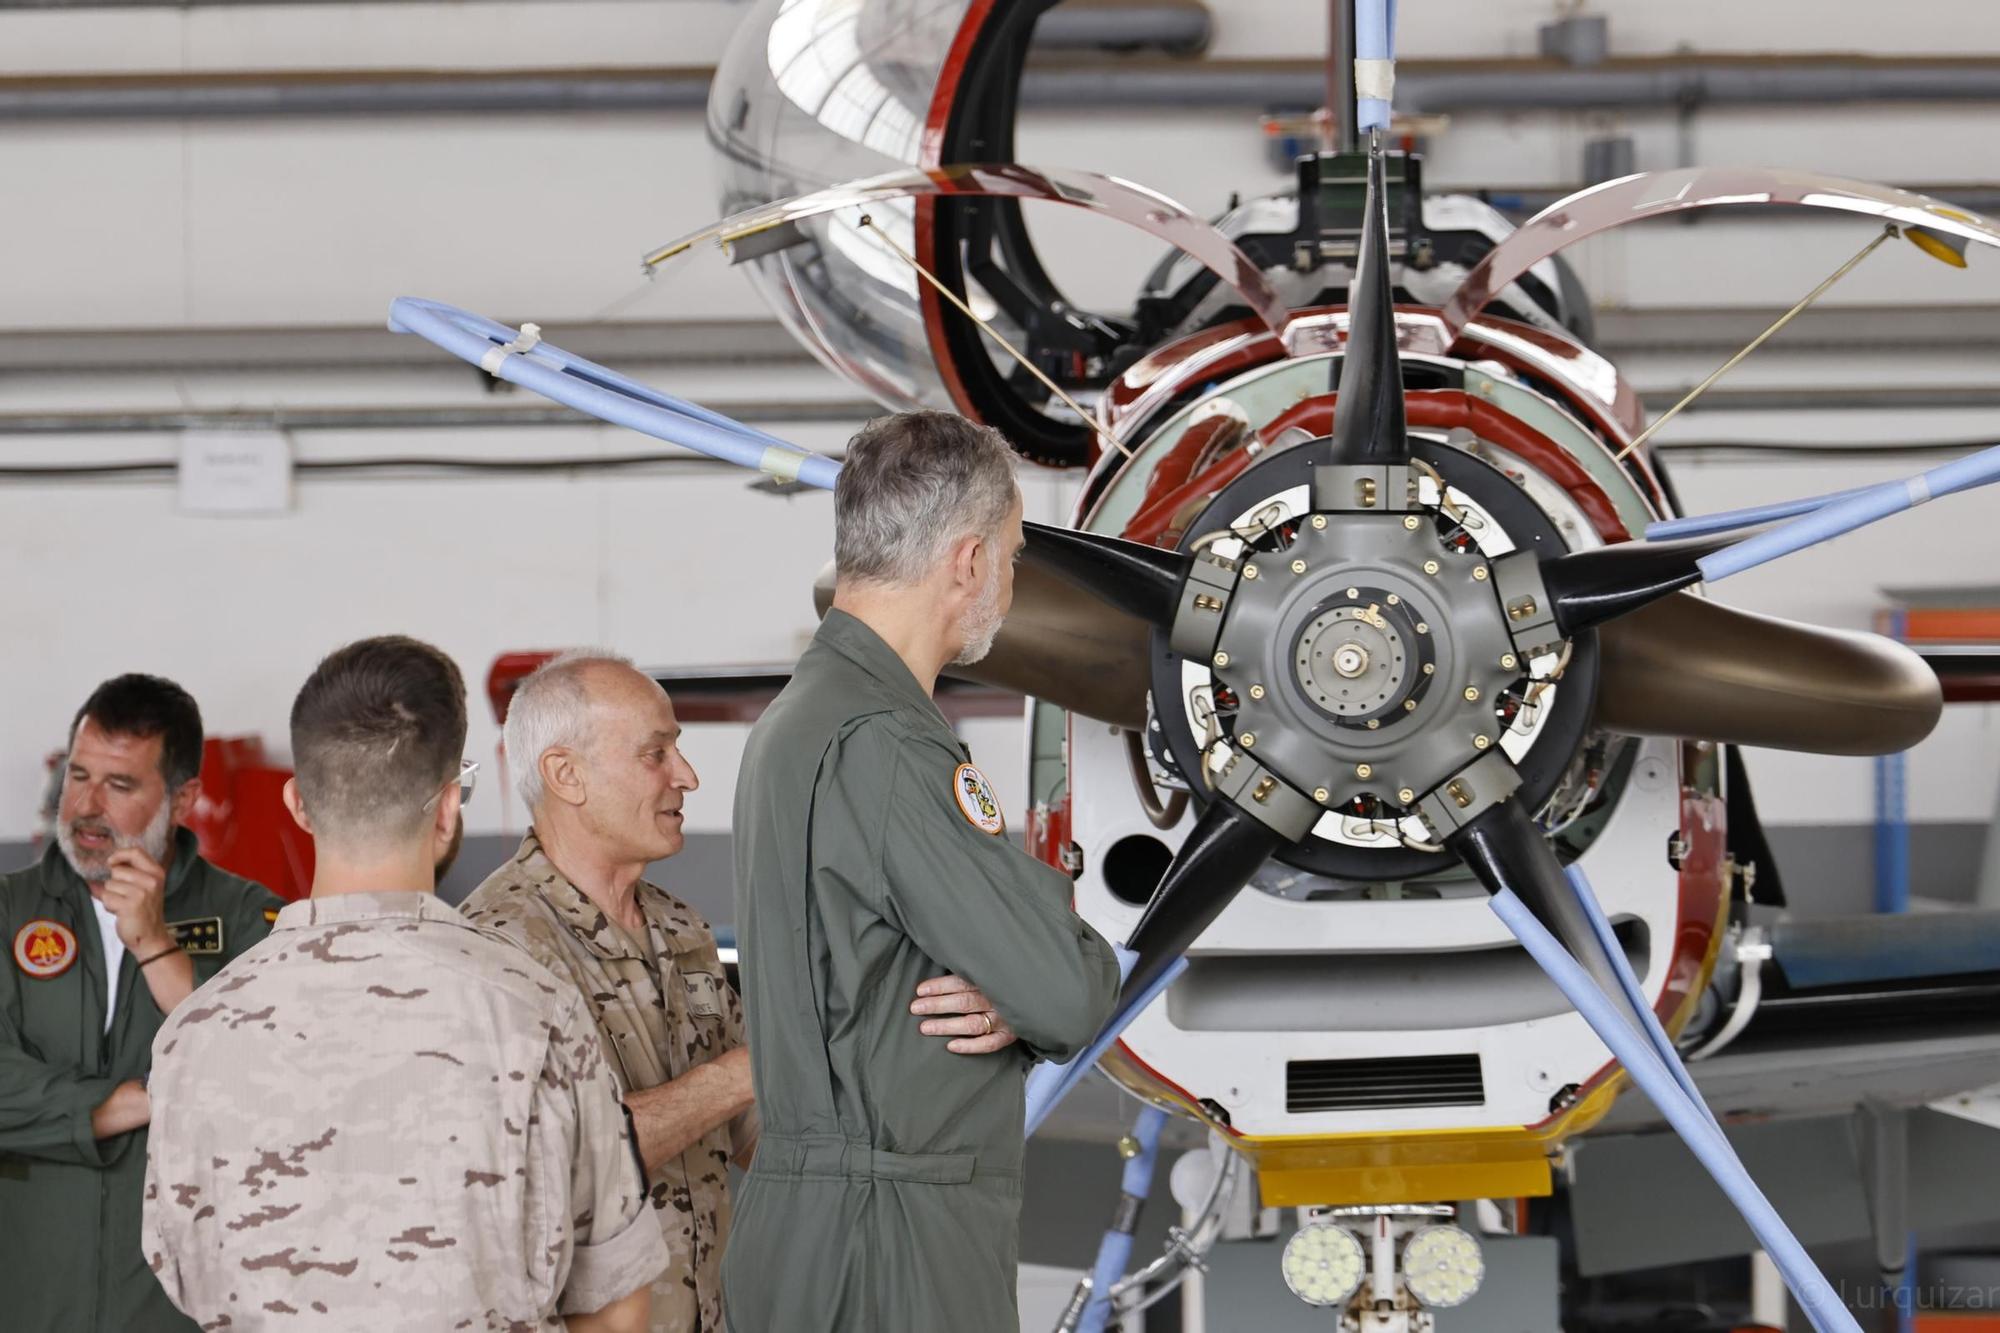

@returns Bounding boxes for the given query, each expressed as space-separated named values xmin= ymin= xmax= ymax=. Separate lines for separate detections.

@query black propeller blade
xmin=1540 ymin=534 xmax=1739 ymax=638
xmin=1022 ymin=520 xmax=1191 ymax=630
xmin=1324 ymin=137 xmax=1409 ymax=469
xmin=1110 ymin=797 xmax=1285 ymax=1027
xmin=1445 ymin=793 xmax=1632 ymax=1009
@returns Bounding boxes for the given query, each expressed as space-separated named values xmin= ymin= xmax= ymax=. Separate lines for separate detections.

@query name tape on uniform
xmin=953 ymin=763 xmax=1006 ymax=836
xmin=13 ymin=919 xmax=78 ymax=979
xmin=169 ymin=915 xmax=225 ymax=956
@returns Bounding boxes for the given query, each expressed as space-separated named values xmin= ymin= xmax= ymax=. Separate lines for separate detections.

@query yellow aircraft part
xmin=1241 ymin=1075 xmax=1625 ymax=1206
xmin=1095 ymin=844 xmax=1733 ymax=1209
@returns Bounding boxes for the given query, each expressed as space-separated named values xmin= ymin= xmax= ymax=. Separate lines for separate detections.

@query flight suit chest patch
xmin=169 ymin=916 xmax=224 ymax=955
xmin=13 ymin=919 xmax=78 ymax=979
xmin=682 ymin=970 xmax=724 ymax=1019
xmin=953 ymin=762 xmax=1006 ymax=835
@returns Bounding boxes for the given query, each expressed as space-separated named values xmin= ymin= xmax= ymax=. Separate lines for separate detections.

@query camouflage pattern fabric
xmin=142 ymin=892 xmax=665 ymax=1330
xmin=462 ymin=835 xmax=755 ymax=1333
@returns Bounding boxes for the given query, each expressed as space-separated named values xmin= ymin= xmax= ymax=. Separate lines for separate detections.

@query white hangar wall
xmin=4 ymin=0 xmax=2000 ymax=892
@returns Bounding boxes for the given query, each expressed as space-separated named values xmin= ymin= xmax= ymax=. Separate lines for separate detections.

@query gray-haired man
xmin=460 ymin=651 xmax=756 ymax=1333
xmin=724 ymin=410 xmax=1121 ymax=1332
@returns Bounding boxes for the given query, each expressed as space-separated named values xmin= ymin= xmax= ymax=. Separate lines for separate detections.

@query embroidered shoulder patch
xmin=13 ymin=919 xmax=78 ymax=980
xmin=952 ymin=762 xmax=1006 ymax=836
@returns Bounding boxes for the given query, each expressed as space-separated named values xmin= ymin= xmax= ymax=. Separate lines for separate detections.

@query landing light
xmin=1401 ymin=1223 xmax=1486 ymax=1308
xmin=1279 ymin=1221 xmax=1366 ymax=1308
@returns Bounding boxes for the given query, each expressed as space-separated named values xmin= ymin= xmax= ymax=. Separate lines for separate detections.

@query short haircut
xmin=834 ymin=410 xmax=1019 ymax=586
xmin=70 ymin=674 xmax=205 ymax=791
xmin=290 ymin=636 xmax=467 ymax=847
xmin=503 ymin=649 xmax=636 ymax=811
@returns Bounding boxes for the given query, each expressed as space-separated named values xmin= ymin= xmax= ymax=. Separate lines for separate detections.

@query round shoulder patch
xmin=14 ymin=919 xmax=78 ymax=980
xmin=952 ymin=762 xmax=1006 ymax=836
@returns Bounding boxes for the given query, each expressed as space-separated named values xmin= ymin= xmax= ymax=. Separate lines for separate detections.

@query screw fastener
xmin=1423 ymin=560 xmax=1440 ymax=576
xmin=1249 ymin=684 xmax=1266 ymax=700
xmin=1473 ymin=565 xmax=1490 ymax=581
xmin=1240 ymin=733 xmax=1257 ymax=748
xmin=1291 ymin=559 xmax=1307 ymax=575
xmin=1314 ymin=787 xmax=1331 ymax=802
xmin=1311 ymin=514 xmax=1328 ymax=530
xmin=1356 ymin=764 xmax=1373 ymax=779
xmin=1398 ymin=788 xmax=1416 ymax=804
xmin=1474 ymin=735 xmax=1492 ymax=750
xmin=1464 ymin=687 xmax=1481 ymax=702
xmin=1404 ymin=515 xmax=1421 ymax=530
xmin=1244 ymin=565 xmax=1260 ymax=580
xmin=1501 ymin=653 xmax=1518 ymax=669
xmin=1213 ymin=652 xmax=1230 ymax=668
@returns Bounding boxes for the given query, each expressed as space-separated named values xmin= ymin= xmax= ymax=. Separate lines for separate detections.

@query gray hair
xmin=834 ymin=410 xmax=1019 ymax=586
xmin=504 ymin=648 xmax=635 ymax=811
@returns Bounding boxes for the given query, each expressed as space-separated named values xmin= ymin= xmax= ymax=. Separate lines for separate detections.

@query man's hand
xmin=100 ymin=847 xmax=170 ymax=955
xmin=91 ymin=1079 xmax=150 ymax=1140
xmin=103 ymin=846 xmax=197 ymax=1014
xmin=911 ymin=975 xmax=1017 ymax=1055
xmin=624 ymin=1047 xmax=754 ymax=1172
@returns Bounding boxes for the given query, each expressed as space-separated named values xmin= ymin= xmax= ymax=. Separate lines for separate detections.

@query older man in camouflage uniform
xmin=144 ymin=637 xmax=664 ymax=1332
xmin=462 ymin=652 xmax=756 ymax=1333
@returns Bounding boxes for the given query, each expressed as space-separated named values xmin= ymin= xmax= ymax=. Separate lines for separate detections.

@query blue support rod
xmin=387 ymin=297 xmax=842 ymax=491
xmin=1025 ymin=950 xmax=1189 ymax=1137
xmin=1696 ymin=441 xmax=2000 ymax=584
xmin=1353 ymin=0 xmax=1397 ymax=131
xmin=1491 ymin=888 xmax=1862 ymax=1333
xmin=1077 ymin=1104 xmax=1170 ymax=1333
xmin=1562 ymin=864 xmax=1717 ymax=1131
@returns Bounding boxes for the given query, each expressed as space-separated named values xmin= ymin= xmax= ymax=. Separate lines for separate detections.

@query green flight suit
xmin=724 ymin=608 xmax=1120 ymax=1333
xmin=0 ymin=827 xmax=281 ymax=1333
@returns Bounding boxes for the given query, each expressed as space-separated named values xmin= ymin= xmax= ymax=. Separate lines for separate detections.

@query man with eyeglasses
xmin=0 ymin=673 xmax=280 ymax=1333
xmin=143 ymin=636 xmax=664 ymax=1332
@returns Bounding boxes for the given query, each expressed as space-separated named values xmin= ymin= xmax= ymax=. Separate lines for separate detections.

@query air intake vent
xmin=1286 ymin=1053 xmax=1485 ymax=1113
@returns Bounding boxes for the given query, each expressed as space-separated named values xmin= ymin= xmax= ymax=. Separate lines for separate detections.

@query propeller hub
xmin=1144 ymin=438 xmax=1601 ymax=882
xmin=1294 ymin=597 xmax=1421 ymax=718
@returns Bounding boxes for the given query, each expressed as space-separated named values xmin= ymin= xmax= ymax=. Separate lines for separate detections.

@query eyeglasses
xmin=421 ymin=758 xmax=480 ymax=813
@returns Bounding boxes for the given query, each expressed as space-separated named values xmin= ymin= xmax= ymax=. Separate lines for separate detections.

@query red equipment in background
xmin=184 ymin=737 xmax=313 ymax=901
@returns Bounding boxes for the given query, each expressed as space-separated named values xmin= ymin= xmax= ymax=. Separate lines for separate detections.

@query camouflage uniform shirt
xmin=461 ymin=834 xmax=755 ymax=1333
xmin=141 ymin=891 xmax=666 ymax=1330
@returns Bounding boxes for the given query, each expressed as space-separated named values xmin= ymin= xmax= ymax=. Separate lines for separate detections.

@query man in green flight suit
xmin=725 ymin=410 xmax=1121 ymax=1332
xmin=0 ymin=675 xmax=281 ymax=1332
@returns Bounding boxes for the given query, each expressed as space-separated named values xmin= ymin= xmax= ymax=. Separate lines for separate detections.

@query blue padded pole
xmin=1026 ymin=950 xmax=1193 ymax=1137
xmin=1562 ymin=864 xmax=1717 ymax=1131
xmin=388 ymin=298 xmax=841 ymax=491
xmin=1697 ymin=442 xmax=2000 ymax=583
xmin=1353 ymin=0 xmax=1397 ymax=132
xmin=1646 ymin=485 xmax=1875 ymax=541
xmin=1077 ymin=1104 xmax=1170 ymax=1333
xmin=1491 ymin=888 xmax=1862 ymax=1333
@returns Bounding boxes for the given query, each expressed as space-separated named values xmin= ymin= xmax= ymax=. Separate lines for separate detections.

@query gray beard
xmin=951 ymin=561 xmax=1006 ymax=666
xmin=57 ymin=797 xmax=172 ymax=883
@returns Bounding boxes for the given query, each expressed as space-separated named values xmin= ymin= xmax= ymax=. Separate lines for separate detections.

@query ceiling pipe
xmin=6 ymin=58 xmax=2000 ymax=121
